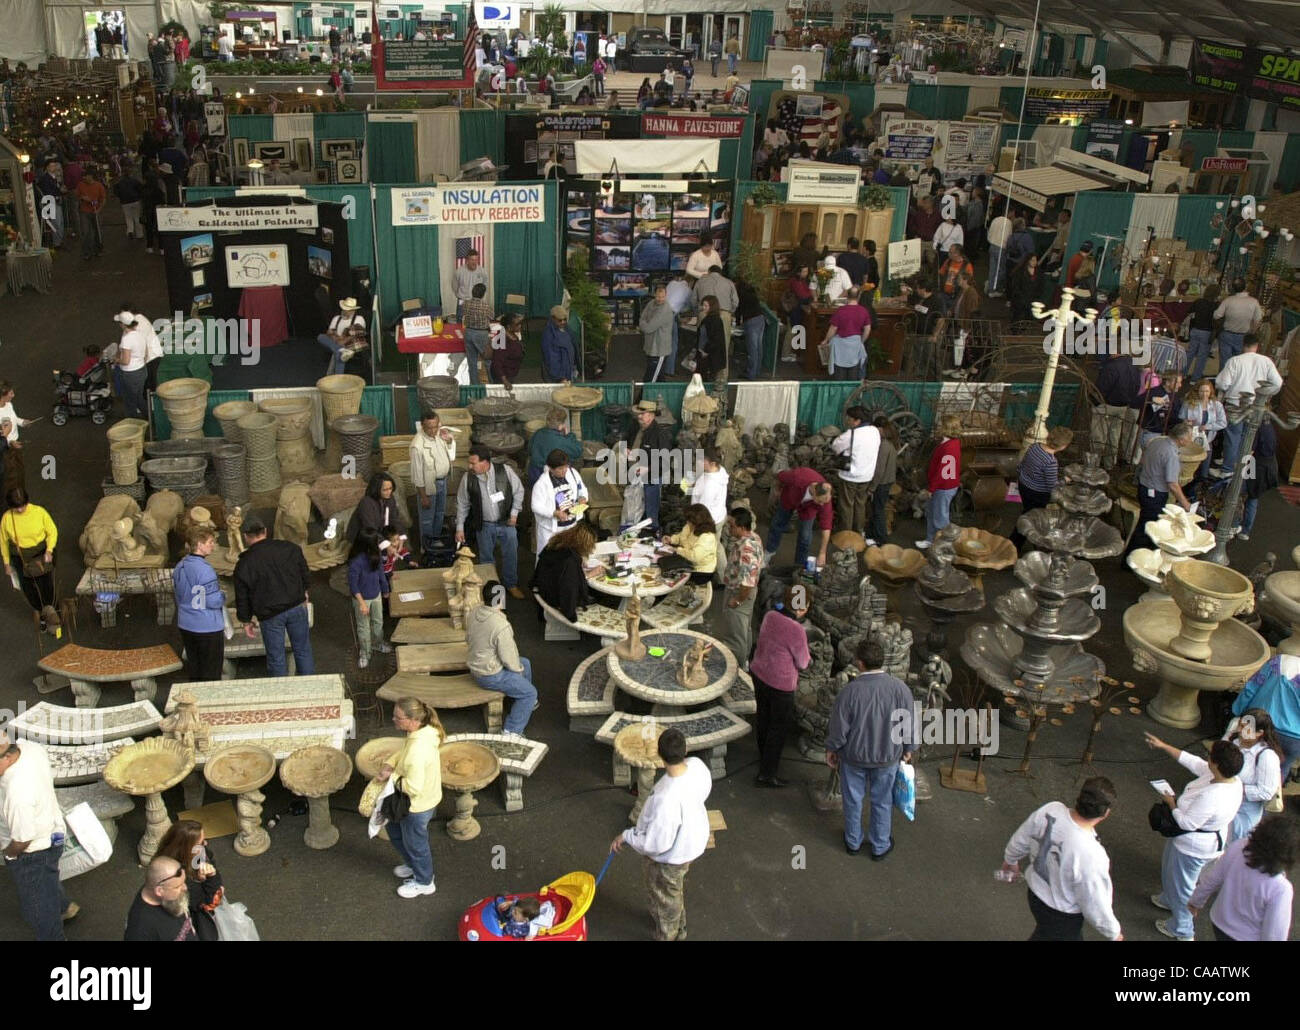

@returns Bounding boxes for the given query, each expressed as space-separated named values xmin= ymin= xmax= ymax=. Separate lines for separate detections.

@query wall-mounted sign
xmin=884 ymin=118 xmax=937 ymax=162
xmin=204 ymin=101 xmax=227 ymax=137
xmin=1023 ymin=87 xmax=1112 ymax=121
xmin=1190 ymin=38 xmax=1300 ymax=111
xmin=1084 ymin=119 xmax=1126 ymax=161
xmin=617 ymin=179 xmax=690 ymax=194
xmin=641 ymin=113 xmax=746 ymax=138
xmin=225 ymin=244 xmax=290 ymax=287
xmin=391 ymin=185 xmax=545 ymax=225
xmin=1200 ymin=156 xmax=1249 ymax=173
xmin=475 ymin=2 xmax=520 ymax=30
xmin=157 ymin=205 xmax=319 ymax=231
xmin=785 ymin=162 xmax=861 ymax=204
xmin=372 ymin=12 xmax=473 ymax=90
xmin=537 ymin=113 xmax=608 ymax=133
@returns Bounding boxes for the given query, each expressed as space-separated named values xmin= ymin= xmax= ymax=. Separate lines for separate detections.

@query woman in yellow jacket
xmin=378 ymin=697 xmax=445 ymax=898
xmin=664 ymin=504 xmax=717 ymax=603
xmin=1 ymin=486 xmax=59 ymax=631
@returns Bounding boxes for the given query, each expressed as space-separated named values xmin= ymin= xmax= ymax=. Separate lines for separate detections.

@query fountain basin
xmin=1146 ymin=518 xmax=1215 ymax=556
xmin=960 ymin=623 xmax=1103 ymax=699
xmin=865 ymin=544 xmax=925 ymax=583
xmin=1262 ymin=571 xmax=1300 ymax=656
xmin=994 ymin=589 xmax=1100 ymax=642
xmin=1165 ymin=560 xmax=1254 ymax=662
xmin=952 ymin=528 xmax=1017 ymax=571
xmin=103 ymin=737 xmax=195 ymax=796
xmin=1017 ymin=509 xmax=1124 ymax=559
xmin=1051 ymin=482 xmax=1113 ymax=516
xmin=1014 ymin=551 xmax=1098 ymax=598
xmin=1123 ymin=601 xmax=1269 ymax=729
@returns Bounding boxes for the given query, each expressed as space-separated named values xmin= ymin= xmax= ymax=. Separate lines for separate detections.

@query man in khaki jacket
xmin=409 ymin=411 xmax=456 ymax=555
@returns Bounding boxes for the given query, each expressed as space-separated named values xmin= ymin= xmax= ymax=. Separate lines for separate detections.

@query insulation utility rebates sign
xmin=391 ymin=185 xmax=546 ymax=225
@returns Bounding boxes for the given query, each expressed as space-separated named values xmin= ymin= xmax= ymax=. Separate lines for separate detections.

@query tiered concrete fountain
xmin=914 ymin=525 xmax=985 ymax=655
xmin=1017 ymin=453 xmax=1124 ymax=560
xmin=1127 ymin=505 xmax=1216 ymax=603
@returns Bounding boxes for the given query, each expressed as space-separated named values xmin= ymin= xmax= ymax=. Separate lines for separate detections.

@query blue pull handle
xmin=595 ymin=850 xmax=616 ymax=887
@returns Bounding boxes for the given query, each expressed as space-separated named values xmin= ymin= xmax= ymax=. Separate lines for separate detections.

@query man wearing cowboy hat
xmin=541 ymin=306 xmax=575 ymax=382
xmin=318 ymin=297 xmax=367 ymax=376
xmin=625 ymin=400 xmax=672 ymax=532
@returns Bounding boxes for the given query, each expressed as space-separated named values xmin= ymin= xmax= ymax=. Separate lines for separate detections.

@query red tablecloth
xmin=396 ymin=323 xmax=467 ymax=354
xmin=237 ymin=285 xmax=290 ymax=348
xmin=1145 ymin=301 xmax=1193 ymax=328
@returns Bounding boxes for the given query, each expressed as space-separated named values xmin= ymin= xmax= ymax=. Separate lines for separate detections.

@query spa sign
xmin=157 ymin=205 xmax=319 ymax=231
xmin=391 ymin=185 xmax=546 ymax=225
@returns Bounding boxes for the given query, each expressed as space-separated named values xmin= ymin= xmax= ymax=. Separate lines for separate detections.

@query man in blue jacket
xmin=173 ymin=526 xmax=226 ymax=681
xmin=541 ymin=305 xmax=576 ymax=382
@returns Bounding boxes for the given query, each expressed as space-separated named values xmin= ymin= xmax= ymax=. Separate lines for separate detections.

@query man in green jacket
xmin=527 ymin=406 xmax=582 ymax=488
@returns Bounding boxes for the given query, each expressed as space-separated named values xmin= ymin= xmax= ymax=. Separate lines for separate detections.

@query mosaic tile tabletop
xmin=39 ymin=644 xmax=182 ymax=680
xmin=11 ymin=701 xmax=161 ymax=746
xmin=607 ymin=630 xmax=737 ymax=706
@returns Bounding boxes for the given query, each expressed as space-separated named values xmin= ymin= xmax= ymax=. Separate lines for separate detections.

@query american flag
xmin=464 ymin=7 xmax=479 ymax=82
xmin=456 ymin=235 xmax=484 ymax=266
xmin=776 ymin=95 xmax=845 ymax=150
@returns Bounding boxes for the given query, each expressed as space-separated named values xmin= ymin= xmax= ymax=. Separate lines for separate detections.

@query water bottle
xmin=804 ymin=556 xmax=817 ymax=575
xmin=993 ymin=868 xmax=1019 ymax=883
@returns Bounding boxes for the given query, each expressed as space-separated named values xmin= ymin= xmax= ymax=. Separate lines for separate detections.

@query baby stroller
xmin=457 ymin=854 xmax=613 ymax=941
xmin=52 ymin=358 xmax=112 ymax=426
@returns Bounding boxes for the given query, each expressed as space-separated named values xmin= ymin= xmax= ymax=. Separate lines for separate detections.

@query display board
xmin=225 ymin=244 xmax=291 ymax=287
xmin=563 ymin=180 xmax=734 ymax=329
xmin=503 ymin=111 xmax=639 ymax=180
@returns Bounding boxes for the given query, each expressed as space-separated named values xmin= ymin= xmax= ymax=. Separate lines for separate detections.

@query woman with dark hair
xmin=350 ymin=472 xmax=403 ymax=542
xmin=749 ymin=585 xmax=811 ymax=787
xmin=1225 ymin=708 xmax=1284 ymax=844
xmin=491 ymin=313 xmax=525 ymax=388
xmin=155 ymin=818 xmax=224 ymax=940
xmin=0 ymin=486 xmax=59 ymax=632
xmin=1143 ymin=734 xmax=1246 ymax=941
xmin=1189 ymin=815 xmax=1298 ymax=941
xmin=1007 ymin=252 xmax=1039 ymax=323
xmin=531 ymin=521 xmax=596 ymax=623
xmin=664 ymin=504 xmax=717 ymax=586
xmin=348 ymin=527 xmax=390 ymax=669
xmin=783 ymin=265 xmax=814 ymax=341
xmin=636 ymin=77 xmax=652 ymax=109
xmin=694 ymin=296 xmax=724 ymax=379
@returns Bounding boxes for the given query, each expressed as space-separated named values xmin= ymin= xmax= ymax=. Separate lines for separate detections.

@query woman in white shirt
xmin=1224 ymin=709 xmax=1284 ymax=844
xmin=1144 ymin=734 xmax=1245 ymax=941
xmin=689 ymin=447 xmax=729 ymax=525
xmin=0 ymin=383 xmax=30 ymax=445
xmin=1181 ymin=379 xmax=1227 ymax=481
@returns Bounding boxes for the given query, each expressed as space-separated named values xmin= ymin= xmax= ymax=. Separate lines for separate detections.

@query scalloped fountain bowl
xmin=1145 ymin=517 xmax=1215 ymax=556
xmin=1051 ymin=483 xmax=1113 ymax=516
xmin=1062 ymin=457 xmax=1110 ymax=488
xmin=1017 ymin=509 xmax=1124 ymax=559
xmin=1127 ymin=548 xmax=1178 ymax=594
xmin=1014 ymin=551 xmax=1098 ymax=598
xmin=960 ymin=622 xmax=1103 ymax=699
xmin=952 ymin=528 xmax=1018 ymax=571
xmin=994 ymin=588 xmax=1100 ymax=642
xmin=865 ymin=544 xmax=925 ymax=583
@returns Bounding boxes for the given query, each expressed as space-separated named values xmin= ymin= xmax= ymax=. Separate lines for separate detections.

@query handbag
xmin=58 ymin=802 xmax=113 ymax=881
xmin=1148 ymin=801 xmax=1224 ymax=851
xmin=380 ymin=777 xmax=411 ymax=823
xmin=212 ymin=899 xmax=260 ymax=941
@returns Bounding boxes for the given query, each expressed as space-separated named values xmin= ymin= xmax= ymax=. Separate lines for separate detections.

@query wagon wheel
xmin=890 ymin=410 xmax=925 ymax=462
xmin=841 ymin=381 xmax=909 ymax=422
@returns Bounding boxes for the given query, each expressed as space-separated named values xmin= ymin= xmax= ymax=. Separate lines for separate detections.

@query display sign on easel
xmin=402 ymin=314 xmax=434 ymax=339
xmin=887 ymin=238 xmax=921 ymax=280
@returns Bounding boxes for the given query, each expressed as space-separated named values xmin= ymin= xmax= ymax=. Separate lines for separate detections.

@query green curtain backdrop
xmin=746 ymin=79 xmax=783 ymax=127
xmin=1174 ymin=194 xmax=1229 ymax=251
xmin=812 ymin=82 xmax=876 ymax=128
xmin=1064 ymin=192 xmax=1134 ymax=292
xmin=314 ymin=111 xmax=366 ymax=160
xmin=368 ymin=121 xmax=418 ymax=183
xmin=228 ymin=114 xmax=274 ymax=142
xmin=460 ymin=109 xmax=505 ymax=166
xmin=1280 ymin=134 xmax=1300 ymax=191
xmin=905 ymin=85 xmax=971 ymax=120
xmin=747 ymin=11 xmax=773 ymax=61
xmin=641 ymin=383 xmax=688 ymax=421
xmin=999 ymin=86 xmax=1024 ymax=116
xmin=374 ymin=185 xmax=442 ymax=323
xmin=494 ymin=180 xmax=563 ymax=315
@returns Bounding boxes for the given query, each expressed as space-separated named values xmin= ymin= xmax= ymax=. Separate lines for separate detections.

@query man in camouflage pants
xmin=610 ymin=728 xmax=712 ymax=940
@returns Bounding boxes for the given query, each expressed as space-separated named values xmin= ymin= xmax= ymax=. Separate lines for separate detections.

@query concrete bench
xmin=56 ymin=779 xmax=134 ymax=845
xmin=391 ymin=618 xmax=467 ymax=645
xmin=45 ymin=738 xmax=139 ymax=786
xmin=442 ymin=732 xmax=548 ymax=812
xmin=596 ymin=706 xmax=751 ymax=781
xmin=9 ymin=700 xmax=161 ymax=746
xmin=219 ymin=604 xmax=315 ymax=678
xmin=377 ymin=672 xmax=503 ymax=733
xmin=395 ymin=642 xmax=470 ymax=673
xmin=38 ymin=644 xmax=182 ymax=708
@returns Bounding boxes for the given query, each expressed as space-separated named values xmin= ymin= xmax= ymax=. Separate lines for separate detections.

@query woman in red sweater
xmin=748 ymin=585 xmax=811 ymax=787
xmin=920 ymin=414 xmax=962 ymax=549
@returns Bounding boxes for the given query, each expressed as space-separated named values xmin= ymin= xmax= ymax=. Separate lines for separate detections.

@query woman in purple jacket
xmin=748 ymin=585 xmax=811 ymax=787
xmin=173 ymin=525 xmax=226 ymax=681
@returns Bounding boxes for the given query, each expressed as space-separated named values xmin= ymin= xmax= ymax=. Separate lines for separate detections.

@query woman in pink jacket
xmin=748 ymin=585 xmax=811 ymax=787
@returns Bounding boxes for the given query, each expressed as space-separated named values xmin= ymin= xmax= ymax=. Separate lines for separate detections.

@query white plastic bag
xmin=212 ymin=900 xmax=260 ymax=941
xmin=58 ymin=803 xmax=112 ymax=881
xmin=367 ymin=777 xmax=395 ymax=838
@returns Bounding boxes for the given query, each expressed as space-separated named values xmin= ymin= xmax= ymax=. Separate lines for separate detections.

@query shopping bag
xmin=367 ymin=777 xmax=396 ymax=838
xmin=212 ymin=900 xmax=260 ymax=941
xmin=893 ymin=762 xmax=916 ymax=822
xmin=58 ymin=803 xmax=113 ymax=880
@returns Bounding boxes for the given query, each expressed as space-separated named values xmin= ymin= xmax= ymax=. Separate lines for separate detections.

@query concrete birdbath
xmin=865 ymin=544 xmax=926 ymax=585
xmin=202 ymin=744 xmax=277 ymax=857
xmin=103 ymin=737 xmax=195 ymax=864
xmin=614 ymin=722 xmax=664 ymax=822
xmin=952 ymin=528 xmax=1018 ymax=572
xmin=552 ymin=386 xmax=603 ymax=442
xmin=280 ymin=745 xmax=353 ymax=850
xmin=440 ymin=742 xmax=500 ymax=841
xmin=355 ymin=737 xmax=404 ymax=781
xmin=1262 ymin=571 xmax=1300 ymax=655
xmin=1165 ymin=560 xmax=1255 ymax=662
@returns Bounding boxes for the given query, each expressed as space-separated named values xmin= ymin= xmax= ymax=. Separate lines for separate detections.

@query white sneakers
xmin=915 ymin=540 xmax=931 ymax=550
xmin=358 ymin=655 xmax=369 ymax=669
xmin=393 ymin=864 xmax=413 ymax=878
xmin=398 ymin=879 xmax=436 ymax=898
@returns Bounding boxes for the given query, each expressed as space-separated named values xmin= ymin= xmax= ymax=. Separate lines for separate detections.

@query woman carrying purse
xmin=1 ymin=486 xmax=60 ymax=632
xmin=377 ymin=697 xmax=445 ymax=899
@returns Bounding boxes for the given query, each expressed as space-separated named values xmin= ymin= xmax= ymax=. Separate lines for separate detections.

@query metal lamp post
xmin=1021 ymin=287 xmax=1097 ymax=459
xmin=1206 ymin=380 xmax=1300 ymax=566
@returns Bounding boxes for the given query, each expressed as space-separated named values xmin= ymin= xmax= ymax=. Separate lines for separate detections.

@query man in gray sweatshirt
xmin=826 ymin=637 xmax=914 ymax=858
xmin=465 ymin=582 xmax=537 ymax=735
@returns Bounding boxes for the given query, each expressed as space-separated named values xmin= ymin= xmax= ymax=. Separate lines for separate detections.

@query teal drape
xmin=1064 ymin=192 xmax=1134 ymax=292
xmin=796 ymin=381 xmax=861 ymax=430
xmin=581 ymin=383 xmax=633 ymax=440
xmin=374 ymin=185 xmax=442 ymax=323
xmin=460 ymin=109 xmax=505 ymax=165
xmin=641 ymin=382 xmax=688 ymax=420
xmin=1218 ymin=130 xmax=1255 ymax=150
xmin=812 ymin=82 xmax=875 ymax=127
xmin=906 ymin=84 xmax=938 ymax=118
xmin=229 ymin=114 xmax=274 ymax=143
xmin=447 ymin=4 xmax=467 ymax=38
xmin=1178 ymin=130 xmax=1220 ymax=168
xmin=904 ymin=85 xmax=970 ymax=120
xmin=999 ymin=86 xmax=1024 ymax=117
xmin=368 ymin=121 xmax=417 ymax=183
xmin=494 ymin=180 xmax=562 ymax=315
xmin=314 ymin=111 xmax=366 ymax=159
xmin=747 ymin=11 xmax=773 ymax=62
xmin=153 ymin=386 xmax=399 ymax=439
xmin=747 ymin=79 xmax=783 ymax=126
xmin=1280 ymin=134 xmax=1300 ymax=191
xmin=1174 ymin=194 xmax=1229 ymax=250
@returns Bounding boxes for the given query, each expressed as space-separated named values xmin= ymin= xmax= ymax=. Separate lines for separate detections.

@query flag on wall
xmin=464 ymin=8 xmax=480 ymax=81
xmin=456 ymin=235 xmax=485 ymax=266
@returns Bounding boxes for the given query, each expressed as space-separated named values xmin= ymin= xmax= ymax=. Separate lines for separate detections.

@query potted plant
xmin=747 ymin=183 xmax=778 ymax=210
xmin=563 ymin=250 xmax=611 ymax=377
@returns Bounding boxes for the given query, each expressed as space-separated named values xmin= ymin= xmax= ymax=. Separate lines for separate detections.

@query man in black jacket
xmin=1093 ymin=352 xmax=1142 ymax=469
xmin=233 ymin=516 xmax=314 ymax=676
xmin=625 ymin=400 xmax=673 ymax=532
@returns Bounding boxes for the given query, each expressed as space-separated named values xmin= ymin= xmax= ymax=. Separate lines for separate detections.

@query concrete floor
xmin=0 ymin=200 xmax=1296 ymax=942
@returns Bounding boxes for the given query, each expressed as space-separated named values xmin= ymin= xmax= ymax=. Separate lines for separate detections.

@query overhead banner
xmin=641 ymin=113 xmax=747 ymax=138
xmin=537 ymin=113 xmax=609 ymax=133
xmin=157 ymin=205 xmax=319 ymax=232
xmin=372 ymin=12 xmax=473 ymax=90
xmin=574 ymin=139 xmax=720 ymax=175
xmin=391 ymin=185 xmax=545 ymax=225
xmin=1084 ymin=119 xmax=1126 ymax=161
xmin=474 ymin=2 xmax=520 ymax=30
xmin=1023 ymin=88 xmax=1112 ymax=121
xmin=1189 ymin=38 xmax=1300 ymax=111
xmin=939 ymin=121 xmax=998 ymax=179
xmin=785 ymin=162 xmax=861 ymax=204
xmin=884 ymin=118 xmax=937 ymax=163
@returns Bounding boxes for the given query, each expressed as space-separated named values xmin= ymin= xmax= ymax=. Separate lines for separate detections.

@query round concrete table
xmin=203 ymin=744 xmax=277 ymax=857
xmin=586 ymin=562 xmax=691 ymax=602
xmin=614 ymin=723 xmax=664 ymax=822
xmin=280 ymin=745 xmax=353 ymax=850
xmin=606 ymin=629 xmax=737 ymax=712
xmin=440 ymin=741 xmax=500 ymax=841
xmin=102 ymin=738 xmax=195 ymax=864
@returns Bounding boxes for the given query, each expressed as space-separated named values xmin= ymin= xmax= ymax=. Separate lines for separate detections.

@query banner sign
xmin=1201 ymin=156 xmax=1249 ymax=172
xmin=538 ymin=113 xmax=608 ymax=133
xmin=617 ymin=179 xmax=690 ymax=193
xmin=884 ymin=118 xmax=937 ymax=162
xmin=204 ymin=101 xmax=227 ymax=137
xmin=1084 ymin=119 xmax=1126 ymax=161
xmin=1189 ymin=39 xmax=1300 ymax=111
xmin=1023 ymin=88 xmax=1112 ymax=121
xmin=225 ymin=244 xmax=290 ymax=287
xmin=785 ymin=162 xmax=861 ymax=204
xmin=641 ymin=113 xmax=747 ymax=138
xmin=391 ymin=184 xmax=545 ymax=225
xmin=940 ymin=121 xmax=997 ymax=179
xmin=887 ymin=238 xmax=921 ymax=280
xmin=158 ymin=205 xmax=319 ymax=231
xmin=474 ymin=2 xmax=519 ymax=30
xmin=372 ymin=13 xmax=473 ymax=90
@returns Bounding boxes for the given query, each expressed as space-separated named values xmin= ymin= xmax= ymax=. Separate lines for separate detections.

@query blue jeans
xmin=1221 ymin=419 xmax=1246 ymax=475
xmin=985 ymin=243 xmax=1004 ymax=294
xmin=1219 ymin=330 xmax=1244 ymax=367
xmin=840 ymin=760 xmax=898 ymax=854
xmin=7 ymin=843 xmax=67 ymax=940
xmin=388 ymin=806 xmax=435 ymax=886
xmin=476 ymin=521 xmax=518 ymax=589
xmin=727 ymin=53 xmax=737 ymax=73
xmin=766 ymin=505 xmax=815 ymax=568
xmin=644 ymin=482 xmax=662 ymax=531
xmin=1159 ymin=839 xmax=1209 ymax=938
xmin=318 ymin=332 xmax=347 ymax=375
xmin=669 ymin=318 xmax=679 ymax=375
xmin=418 ymin=479 xmax=448 ymax=551
xmin=925 ymin=487 xmax=957 ymax=541
xmin=743 ymin=314 xmax=764 ymax=379
xmin=464 ymin=327 xmax=489 ymax=385
xmin=120 ymin=366 xmax=149 ymax=420
xmin=1228 ymin=799 xmax=1264 ymax=845
xmin=475 ymin=656 xmax=537 ymax=735
xmin=260 ymin=603 xmax=314 ymax=677
xmin=1277 ymin=730 xmax=1300 ymax=779
xmin=1240 ymin=496 xmax=1259 ymax=534
xmin=1185 ymin=328 xmax=1213 ymax=380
